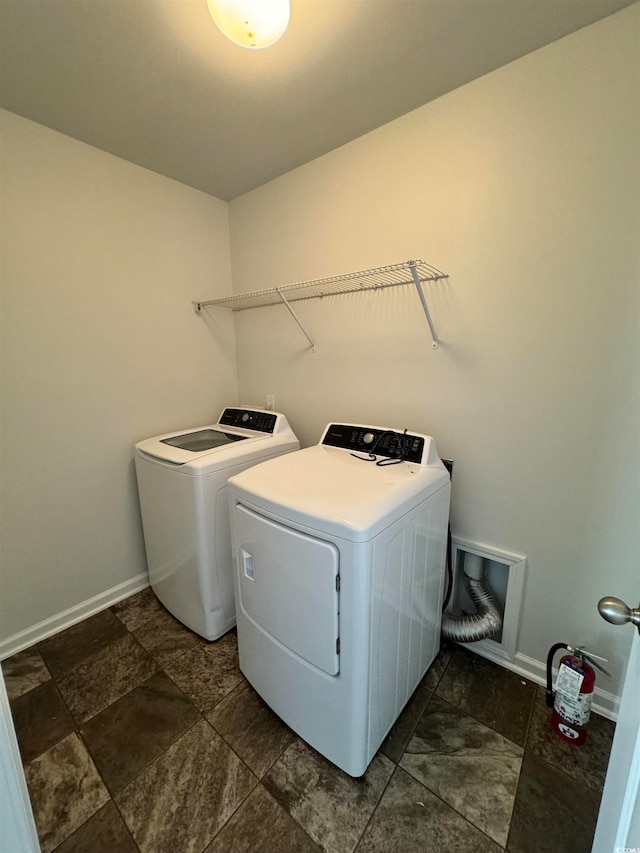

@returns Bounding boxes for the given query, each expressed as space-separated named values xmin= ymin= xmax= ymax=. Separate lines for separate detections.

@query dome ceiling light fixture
xmin=206 ymin=0 xmax=291 ymax=49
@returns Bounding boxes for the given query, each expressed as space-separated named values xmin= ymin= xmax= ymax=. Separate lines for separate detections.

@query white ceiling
xmin=1 ymin=0 xmax=635 ymax=201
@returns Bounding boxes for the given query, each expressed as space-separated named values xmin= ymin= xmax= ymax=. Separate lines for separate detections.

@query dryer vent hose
xmin=441 ymin=554 xmax=503 ymax=644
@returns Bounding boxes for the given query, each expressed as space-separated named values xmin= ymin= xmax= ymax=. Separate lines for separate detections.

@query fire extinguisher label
xmin=555 ymin=661 xmax=584 ymax=701
xmin=558 ymin=722 xmax=580 ymax=740
xmin=554 ymin=689 xmax=592 ymax=726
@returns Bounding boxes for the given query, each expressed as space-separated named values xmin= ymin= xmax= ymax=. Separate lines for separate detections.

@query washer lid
xmin=134 ymin=409 xmax=299 ymax=471
xmin=160 ymin=429 xmax=246 ymax=453
xmin=228 ymin=445 xmax=449 ymax=542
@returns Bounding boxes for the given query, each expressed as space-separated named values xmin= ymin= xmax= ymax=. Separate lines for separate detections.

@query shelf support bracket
xmin=409 ymin=261 xmax=439 ymax=349
xmin=276 ymin=289 xmax=316 ymax=352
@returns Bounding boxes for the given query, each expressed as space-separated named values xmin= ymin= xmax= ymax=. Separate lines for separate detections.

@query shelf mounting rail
xmin=193 ymin=258 xmax=448 ymax=350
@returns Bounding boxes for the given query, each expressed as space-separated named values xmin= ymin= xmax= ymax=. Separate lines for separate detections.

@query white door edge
xmin=0 ymin=671 xmax=40 ymax=852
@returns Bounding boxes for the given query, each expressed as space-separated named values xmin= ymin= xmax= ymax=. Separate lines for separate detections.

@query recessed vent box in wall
xmin=193 ymin=259 xmax=449 ymax=351
xmin=447 ymin=537 xmax=527 ymax=665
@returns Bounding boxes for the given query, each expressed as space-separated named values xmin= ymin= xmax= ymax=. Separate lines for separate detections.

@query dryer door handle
xmin=242 ymin=550 xmax=255 ymax=581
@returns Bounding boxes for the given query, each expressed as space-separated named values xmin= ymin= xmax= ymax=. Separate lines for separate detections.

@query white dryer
xmin=228 ymin=422 xmax=451 ymax=777
xmin=134 ymin=408 xmax=299 ymax=641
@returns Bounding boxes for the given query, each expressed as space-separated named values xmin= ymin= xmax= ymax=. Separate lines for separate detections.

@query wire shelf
xmin=193 ymin=258 xmax=448 ymax=350
xmin=193 ymin=259 xmax=447 ymax=312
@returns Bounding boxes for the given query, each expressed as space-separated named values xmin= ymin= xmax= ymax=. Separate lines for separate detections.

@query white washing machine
xmin=228 ymin=422 xmax=451 ymax=776
xmin=134 ymin=408 xmax=299 ymax=641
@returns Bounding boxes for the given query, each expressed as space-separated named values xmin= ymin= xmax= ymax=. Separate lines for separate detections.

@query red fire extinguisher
xmin=545 ymin=644 xmax=609 ymax=745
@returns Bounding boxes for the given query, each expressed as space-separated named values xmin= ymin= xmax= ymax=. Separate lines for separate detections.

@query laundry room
xmin=1 ymin=2 xmax=639 ymax=851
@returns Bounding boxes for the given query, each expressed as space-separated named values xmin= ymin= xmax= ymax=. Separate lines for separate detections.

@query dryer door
xmin=234 ymin=504 xmax=340 ymax=676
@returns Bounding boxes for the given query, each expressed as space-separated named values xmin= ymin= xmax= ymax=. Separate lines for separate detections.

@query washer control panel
xmin=321 ymin=424 xmax=425 ymax=464
xmin=219 ymin=408 xmax=277 ymax=434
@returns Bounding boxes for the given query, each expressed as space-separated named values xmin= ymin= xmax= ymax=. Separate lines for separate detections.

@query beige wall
xmin=0 ymin=111 xmax=237 ymax=640
xmin=230 ymin=7 xmax=640 ymax=694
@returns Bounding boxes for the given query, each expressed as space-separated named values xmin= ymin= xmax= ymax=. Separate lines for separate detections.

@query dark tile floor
xmin=3 ymin=588 xmax=614 ymax=853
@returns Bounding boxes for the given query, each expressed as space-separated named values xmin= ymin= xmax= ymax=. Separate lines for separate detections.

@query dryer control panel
xmin=321 ymin=424 xmax=425 ymax=464
xmin=219 ymin=408 xmax=277 ymax=434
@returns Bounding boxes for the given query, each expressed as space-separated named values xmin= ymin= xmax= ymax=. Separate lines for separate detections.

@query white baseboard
xmin=0 ymin=573 xmax=150 ymax=661
xmin=461 ymin=643 xmax=619 ymax=721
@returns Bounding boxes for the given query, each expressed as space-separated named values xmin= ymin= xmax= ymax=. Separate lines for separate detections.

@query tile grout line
xmin=398 ymin=754 xmax=516 ymax=850
xmin=351 ymin=763 xmax=397 ymax=853
xmin=81 ymin=687 xmax=205 ymax=798
xmin=38 ymin=625 xmax=162 ymax=728
xmin=427 ymin=690 xmax=526 ymax=752
xmin=351 ymin=646 xmax=455 ymax=853
xmin=86 ymin=667 xmax=259 ymax=851
xmin=9 ymin=677 xmax=72 ymax=766
xmin=523 ymin=685 xmax=611 ymax=796
xmin=44 ymin=659 xmax=199 ymax=851
xmin=106 ymin=713 xmax=207 ymax=852
xmin=399 ymin=654 xmax=527 ymax=852
xmin=107 ymin=797 xmax=142 ymax=853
